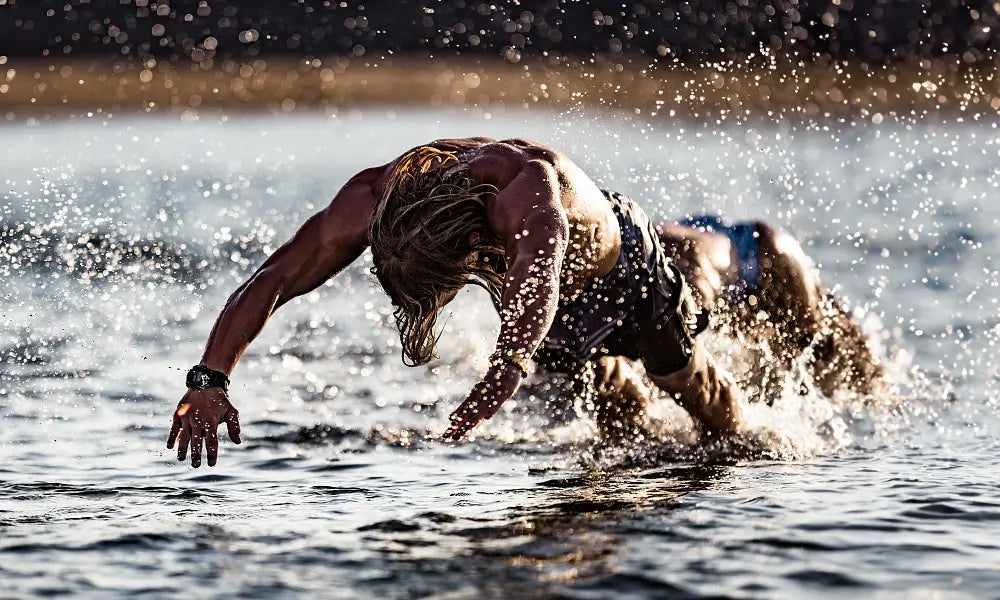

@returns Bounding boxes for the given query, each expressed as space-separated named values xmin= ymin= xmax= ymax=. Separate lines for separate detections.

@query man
xmin=168 ymin=137 xmax=745 ymax=467
xmin=167 ymin=137 xmax=875 ymax=468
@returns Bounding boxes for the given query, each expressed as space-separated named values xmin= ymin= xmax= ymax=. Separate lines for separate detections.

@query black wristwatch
xmin=185 ymin=365 xmax=230 ymax=392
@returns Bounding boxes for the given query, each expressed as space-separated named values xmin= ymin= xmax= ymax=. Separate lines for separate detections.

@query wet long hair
xmin=369 ymin=146 xmax=506 ymax=366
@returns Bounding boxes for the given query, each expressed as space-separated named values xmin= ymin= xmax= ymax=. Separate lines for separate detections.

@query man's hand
xmin=167 ymin=388 xmax=242 ymax=467
xmin=445 ymin=363 xmax=523 ymax=440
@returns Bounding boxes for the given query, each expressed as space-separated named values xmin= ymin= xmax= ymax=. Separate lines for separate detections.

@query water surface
xmin=2 ymin=110 xmax=999 ymax=598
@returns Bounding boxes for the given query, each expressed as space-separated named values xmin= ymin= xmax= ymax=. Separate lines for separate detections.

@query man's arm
xmin=445 ymin=160 xmax=569 ymax=439
xmin=199 ymin=174 xmax=377 ymax=375
xmin=167 ymin=169 xmax=379 ymax=467
xmin=492 ymin=163 xmax=569 ymax=362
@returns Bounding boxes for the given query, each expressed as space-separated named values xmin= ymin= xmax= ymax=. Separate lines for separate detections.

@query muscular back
xmin=367 ymin=138 xmax=622 ymax=296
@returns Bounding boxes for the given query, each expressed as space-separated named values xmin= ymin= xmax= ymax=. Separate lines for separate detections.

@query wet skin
xmin=168 ymin=137 xmax=744 ymax=467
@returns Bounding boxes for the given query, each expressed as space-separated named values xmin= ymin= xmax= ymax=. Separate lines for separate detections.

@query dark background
xmin=1 ymin=0 xmax=997 ymax=65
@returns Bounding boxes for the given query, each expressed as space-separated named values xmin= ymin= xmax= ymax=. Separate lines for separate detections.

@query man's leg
xmin=753 ymin=222 xmax=821 ymax=343
xmin=723 ymin=222 xmax=822 ymax=398
xmin=645 ymin=338 xmax=745 ymax=437
xmin=753 ymin=223 xmax=884 ymax=397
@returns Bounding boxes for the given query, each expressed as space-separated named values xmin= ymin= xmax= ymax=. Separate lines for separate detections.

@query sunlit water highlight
xmin=2 ymin=110 xmax=999 ymax=598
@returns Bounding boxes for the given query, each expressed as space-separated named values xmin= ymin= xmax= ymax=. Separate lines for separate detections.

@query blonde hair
xmin=370 ymin=146 xmax=505 ymax=366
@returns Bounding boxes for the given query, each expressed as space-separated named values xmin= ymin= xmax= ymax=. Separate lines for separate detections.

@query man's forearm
xmin=199 ymin=269 xmax=285 ymax=376
xmin=443 ymin=253 xmax=561 ymax=439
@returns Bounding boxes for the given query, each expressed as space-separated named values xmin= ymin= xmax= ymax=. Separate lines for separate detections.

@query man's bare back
xmin=167 ymin=137 xmax=744 ymax=467
xmin=369 ymin=138 xmax=622 ymax=294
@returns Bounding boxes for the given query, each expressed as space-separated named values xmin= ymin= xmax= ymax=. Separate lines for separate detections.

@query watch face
xmin=187 ymin=370 xmax=209 ymax=389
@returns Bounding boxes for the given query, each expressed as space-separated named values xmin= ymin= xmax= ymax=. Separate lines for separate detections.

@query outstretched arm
xmin=198 ymin=175 xmax=377 ymax=375
xmin=167 ymin=169 xmax=380 ymax=467
xmin=445 ymin=160 xmax=569 ymax=439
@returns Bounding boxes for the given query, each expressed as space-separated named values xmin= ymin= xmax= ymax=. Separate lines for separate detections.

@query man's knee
xmin=752 ymin=221 xmax=819 ymax=311
xmin=592 ymin=355 xmax=619 ymax=376
xmin=593 ymin=356 xmax=632 ymax=396
xmin=754 ymin=222 xmax=809 ymax=271
xmin=587 ymin=356 xmax=651 ymax=437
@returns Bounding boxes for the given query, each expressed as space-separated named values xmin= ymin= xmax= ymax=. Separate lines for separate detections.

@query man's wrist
xmin=489 ymin=344 xmax=530 ymax=378
xmin=487 ymin=359 xmax=524 ymax=380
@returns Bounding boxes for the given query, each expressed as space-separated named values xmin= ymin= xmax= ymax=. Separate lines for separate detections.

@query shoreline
xmin=2 ymin=56 xmax=999 ymax=121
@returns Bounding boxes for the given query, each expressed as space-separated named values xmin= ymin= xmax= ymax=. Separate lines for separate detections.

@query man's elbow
xmin=531 ymin=205 xmax=570 ymax=257
xmin=241 ymin=265 xmax=290 ymax=308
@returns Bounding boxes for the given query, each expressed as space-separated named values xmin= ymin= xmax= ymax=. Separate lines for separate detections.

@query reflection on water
xmin=2 ymin=111 xmax=999 ymax=598
xmin=464 ymin=467 xmax=722 ymax=591
xmin=354 ymin=464 xmax=727 ymax=598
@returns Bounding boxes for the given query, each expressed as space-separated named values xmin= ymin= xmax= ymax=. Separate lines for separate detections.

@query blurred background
xmin=1 ymin=0 xmax=999 ymax=119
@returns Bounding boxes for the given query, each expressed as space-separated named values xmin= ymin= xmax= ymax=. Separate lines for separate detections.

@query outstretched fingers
xmin=167 ymin=414 xmax=182 ymax=449
xmin=189 ymin=428 xmax=204 ymax=468
xmin=444 ymin=415 xmax=478 ymax=440
xmin=167 ymin=402 xmax=189 ymax=449
xmin=445 ymin=409 xmax=472 ymax=440
xmin=176 ymin=422 xmax=191 ymax=462
xmin=445 ymin=400 xmax=494 ymax=440
xmin=168 ymin=394 xmax=242 ymax=468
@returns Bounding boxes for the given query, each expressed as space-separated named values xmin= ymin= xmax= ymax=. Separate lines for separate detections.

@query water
xmin=2 ymin=110 xmax=999 ymax=598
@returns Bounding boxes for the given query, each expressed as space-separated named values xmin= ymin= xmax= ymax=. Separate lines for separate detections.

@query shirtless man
xmin=167 ymin=137 xmax=742 ymax=467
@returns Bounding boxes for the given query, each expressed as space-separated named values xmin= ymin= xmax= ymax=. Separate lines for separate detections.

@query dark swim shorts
xmin=677 ymin=214 xmax=761 ymax=293
xmin=533 ymin=190 xmax=706 ymax=377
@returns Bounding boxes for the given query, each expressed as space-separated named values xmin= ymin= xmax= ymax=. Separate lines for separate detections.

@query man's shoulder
xmin=347 ymin=165 xmax=387 ymax=188
xmin=307 ymin=167 xmax=383 ymax=248
xmin=338 ymin=166 xmax=386 ymax=205
xmin=468 ymin=142 xmax=560 ymax=193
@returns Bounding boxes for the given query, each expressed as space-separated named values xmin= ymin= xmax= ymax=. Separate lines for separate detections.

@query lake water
xmin=2 ymin=109 xmax=999 ymax=598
